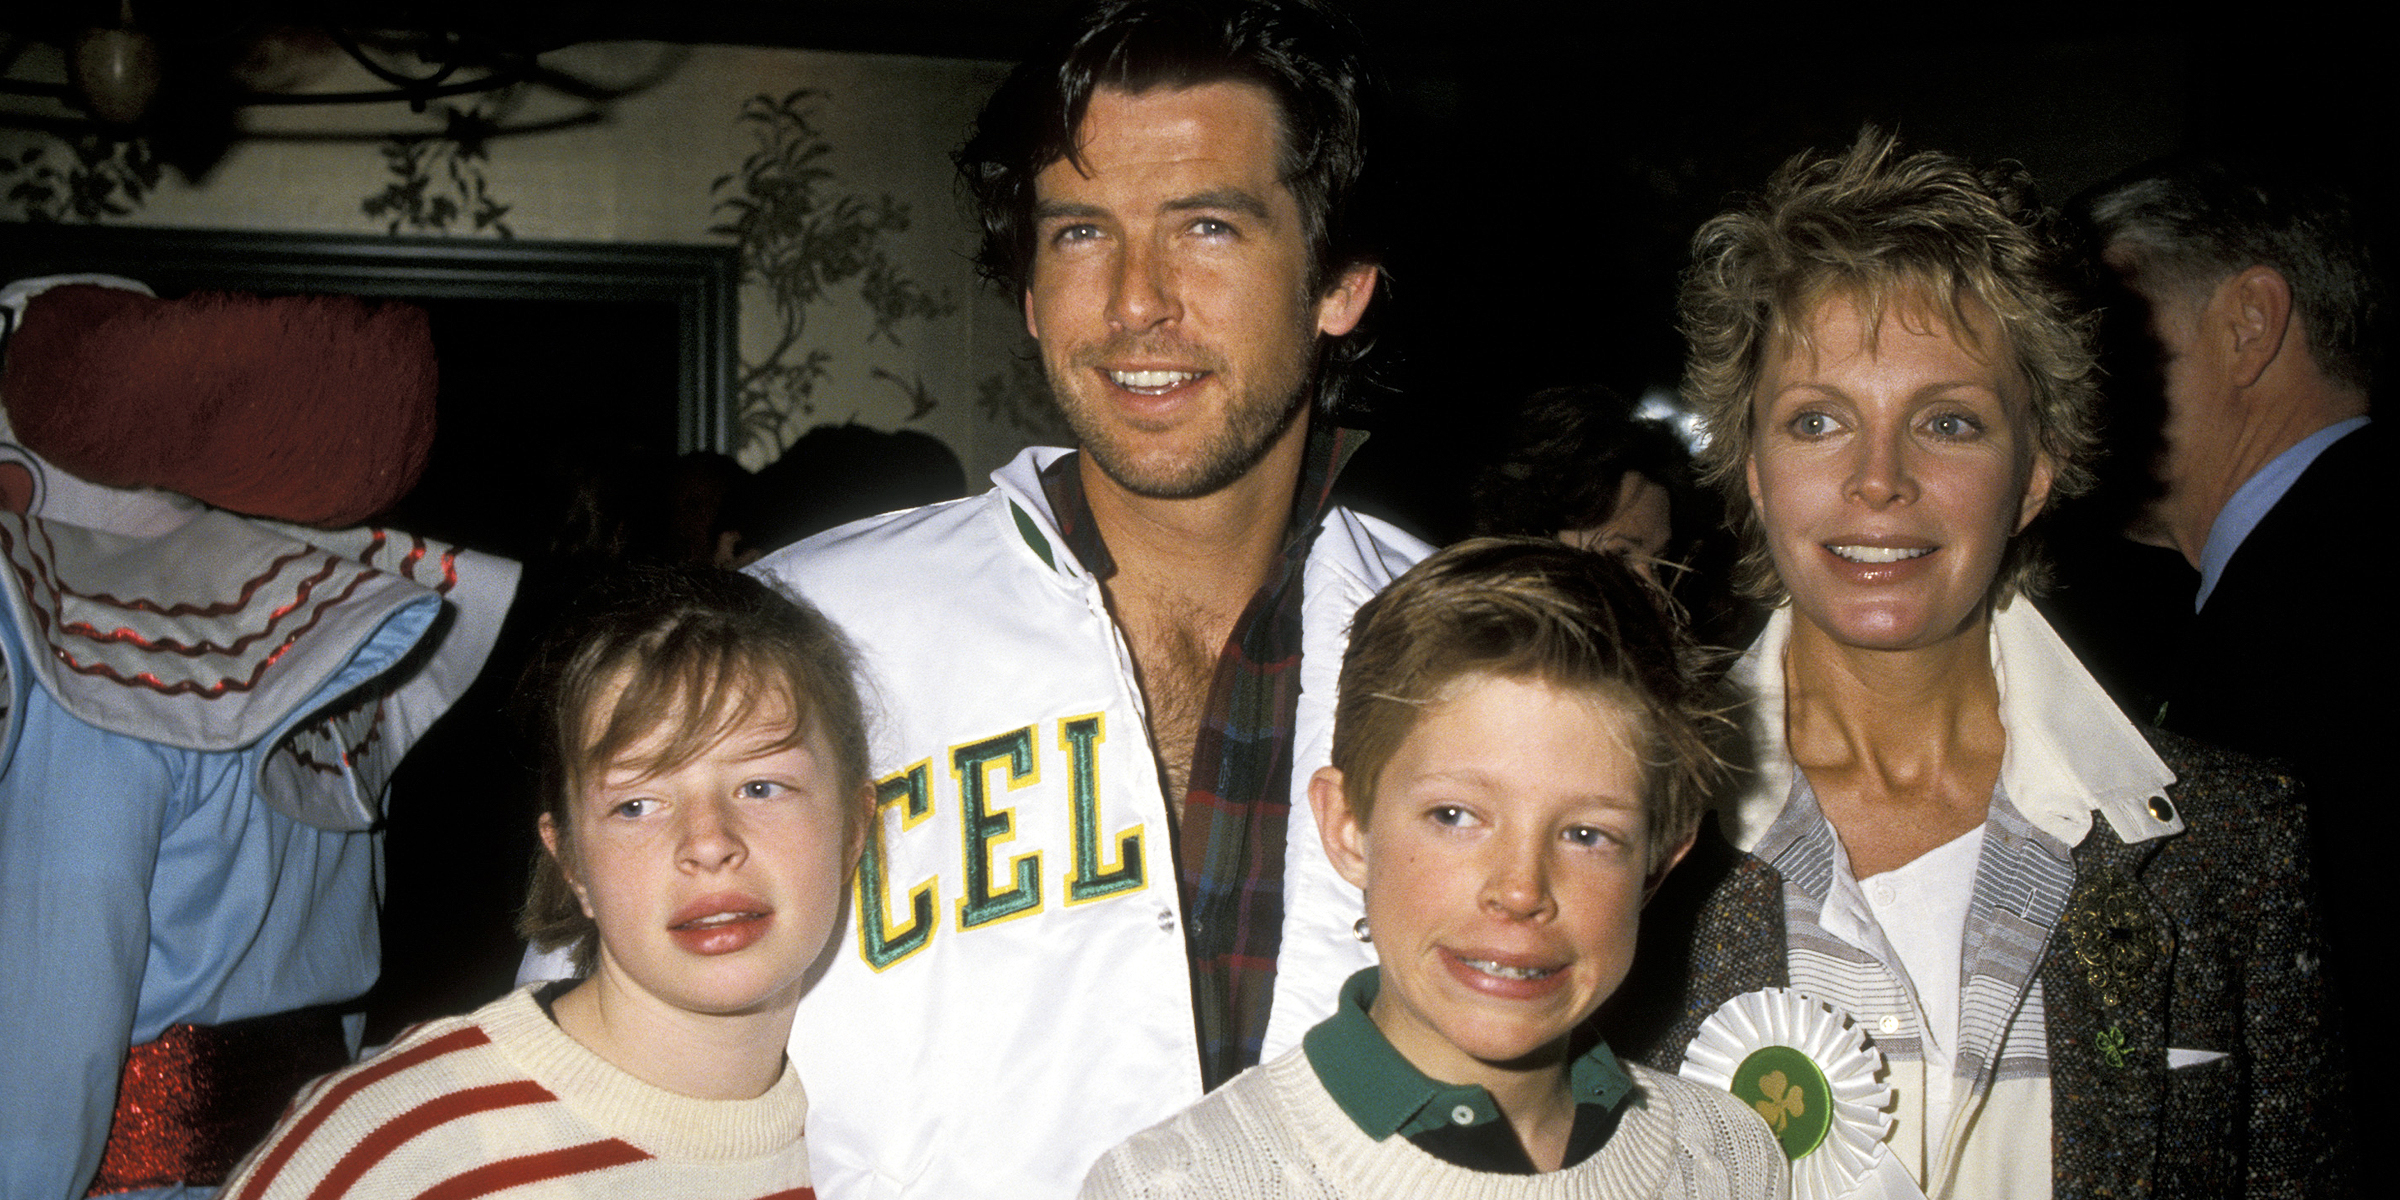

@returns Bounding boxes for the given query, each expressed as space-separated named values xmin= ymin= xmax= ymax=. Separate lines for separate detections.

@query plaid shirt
xmin=1040 ymin=424 xmax=1365 ymax=1089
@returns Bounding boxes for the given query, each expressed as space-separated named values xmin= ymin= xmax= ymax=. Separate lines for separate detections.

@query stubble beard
xmin=1046 ymin=333 xmax=1319 ymax=502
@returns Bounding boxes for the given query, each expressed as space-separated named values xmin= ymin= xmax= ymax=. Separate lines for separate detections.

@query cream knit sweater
xmin=1082 ymin=1046 xmax=1787 ymax=1199
xmin=219 ymin=986 xmax=813 ymax=1199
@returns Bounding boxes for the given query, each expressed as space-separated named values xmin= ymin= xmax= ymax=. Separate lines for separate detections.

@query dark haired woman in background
xmin=1472 ymin=385 xmax=1751 ymax=649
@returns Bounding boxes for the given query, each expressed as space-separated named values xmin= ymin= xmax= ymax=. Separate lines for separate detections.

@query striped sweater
xmin=220 ymin=986 xmax=813 ymax=1199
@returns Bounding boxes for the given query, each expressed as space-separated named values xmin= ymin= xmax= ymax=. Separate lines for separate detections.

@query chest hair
xmin=1117 ymin=600 xmax=1234 ymax=822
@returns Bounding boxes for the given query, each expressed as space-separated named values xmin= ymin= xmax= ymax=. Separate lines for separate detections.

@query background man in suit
xmin=2077 ymin=158 xmax=2387 ymax=1073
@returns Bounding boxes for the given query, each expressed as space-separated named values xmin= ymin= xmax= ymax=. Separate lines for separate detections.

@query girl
xmin=222 ymin=566 xmax=871 ymax=1198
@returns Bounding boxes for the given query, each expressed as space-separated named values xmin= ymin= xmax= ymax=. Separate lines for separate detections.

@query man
xmin=2076 ymin=158 xmax=2388 ymax=1066
xmin=750 ymin=2 xmax=1426 ymax=1194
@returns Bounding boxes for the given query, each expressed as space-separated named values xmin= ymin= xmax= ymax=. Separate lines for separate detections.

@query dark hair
xmin=956 ymin=0 xmax=1382 ymax=409
xmin=731 ymin=422 xmax=967 ymax=560
xmin=1470 ymin=385 xmax=1750 ymax=647
xmin=1472 ymin=385 xmax=1698 ymax=542
xmin=1681 ymin=129 xmax=2100 ymax=605
xmin=1329 ymin=538 xmax=1733 ymax=873
xmin=516 ymin=565 xmax=872 ymax=973
xmin=2081 ymin=156 xmax=2379 ymax=393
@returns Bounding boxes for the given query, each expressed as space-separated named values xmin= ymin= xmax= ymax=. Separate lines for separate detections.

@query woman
xmin=1471 ymin=384 xmax=1751 ymax=648
xmin=1621 ymin=132 xmax=2347 ymax=1198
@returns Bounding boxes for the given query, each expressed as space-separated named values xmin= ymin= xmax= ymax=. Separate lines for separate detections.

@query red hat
xmin=2 ymin=284 xmax=437 ymax=528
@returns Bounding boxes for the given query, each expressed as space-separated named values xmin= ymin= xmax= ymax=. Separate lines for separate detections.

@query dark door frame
xmin=0 ymin=223 xmax=740 ymax=453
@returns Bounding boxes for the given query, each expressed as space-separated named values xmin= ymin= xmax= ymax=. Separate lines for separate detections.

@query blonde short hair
xmin=1679 ymin=129 xmax=2101 ymax=604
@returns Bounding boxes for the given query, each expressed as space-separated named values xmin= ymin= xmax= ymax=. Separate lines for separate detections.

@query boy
xmin=1083 ymin=539 xmax=1786 ymax=1198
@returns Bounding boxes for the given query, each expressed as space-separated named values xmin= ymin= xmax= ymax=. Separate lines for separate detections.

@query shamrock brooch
xmin=1681 ymin=988 xmax=1896 ymax=1200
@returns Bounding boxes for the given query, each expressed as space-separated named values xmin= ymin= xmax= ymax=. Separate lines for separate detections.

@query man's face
xmin=1024 ymin=81 xmax=1374 ymax=500
xmin=1558 ymin=472 xmax=1674 ymax=583
xmin=2102 ymin=243 xmax=2232 ymax=541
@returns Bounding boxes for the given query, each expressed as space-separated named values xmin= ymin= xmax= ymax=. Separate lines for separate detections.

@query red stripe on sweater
xmin=753 ymin=1189 xmax=818 ymax=1199
xmin=308 ymin=1081 xmax=556 ymax=1199
xmin=409 ymin=1139 xmax=652 ymax=1200
xmin=231 ymin=1027 xmax=496 ymax=1200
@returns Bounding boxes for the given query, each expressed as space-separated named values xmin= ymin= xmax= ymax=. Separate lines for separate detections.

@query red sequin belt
xmin=87 ymin=1006 xmax=351 ymax=1195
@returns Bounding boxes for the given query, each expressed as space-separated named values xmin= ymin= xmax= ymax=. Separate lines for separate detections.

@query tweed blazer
xmin=1610 ymin=728 xmax=2350 ymax=1198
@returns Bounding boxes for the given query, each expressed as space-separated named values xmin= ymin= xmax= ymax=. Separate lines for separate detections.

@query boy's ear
xmin=1641 ymin=830 xmax=1698 ymax=907
xmin=1309 ymin=767 xmax=1369 ymax=892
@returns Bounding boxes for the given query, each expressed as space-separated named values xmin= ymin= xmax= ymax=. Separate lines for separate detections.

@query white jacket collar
xmin=1722 ymin=600 xmax=2179 ymax=854
xmin=988 ymin=446 xmax=1087 ymax=581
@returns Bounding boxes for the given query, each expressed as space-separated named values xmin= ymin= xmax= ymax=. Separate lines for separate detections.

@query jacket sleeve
xmin=2230 ymin=769 xmax=2352 ymax=1196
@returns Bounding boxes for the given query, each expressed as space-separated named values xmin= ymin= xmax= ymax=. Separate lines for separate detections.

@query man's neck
xmin=2163 ymin=391 xmax=2367 ymax=567
xmin=1078 ymin=412 xmax=1311 ymax=813
xmin=1078 ymin=412 xmax=1309 ymax=612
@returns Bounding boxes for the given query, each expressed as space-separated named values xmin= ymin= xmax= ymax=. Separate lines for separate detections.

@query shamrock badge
xmin=1681 ymin=988 xmax=1896 ymax=1200
xmin=1731 ymin=1045 xmax=1833 ymax=1160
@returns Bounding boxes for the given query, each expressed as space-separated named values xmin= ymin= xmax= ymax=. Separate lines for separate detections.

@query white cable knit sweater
xmin=1081 ymin=1046 xmax=1788 ymax=1199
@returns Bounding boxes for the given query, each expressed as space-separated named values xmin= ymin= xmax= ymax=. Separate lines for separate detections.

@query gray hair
xmin=2083 ymin=157 xmax=2377 ymax=393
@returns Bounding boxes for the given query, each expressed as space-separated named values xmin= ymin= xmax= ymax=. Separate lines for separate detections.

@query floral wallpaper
xmin=0 ymin=132 xmax=161 ymax=222
xmin=360 ymin=102 xmax=514 ymax=237
xmin=710 ymin=87 xmax=954 ymax=457
xmin=0 ymin=43 xmax=1058 ymax=479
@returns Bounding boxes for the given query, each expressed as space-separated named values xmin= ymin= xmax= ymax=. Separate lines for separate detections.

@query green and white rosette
xmin=1680 ymin=988 xmax=1895 ymax=1200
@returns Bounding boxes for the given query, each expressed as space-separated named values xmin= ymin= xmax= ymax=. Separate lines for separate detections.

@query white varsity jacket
xmin=754 ymin=446 xmax=1429 ymax=1200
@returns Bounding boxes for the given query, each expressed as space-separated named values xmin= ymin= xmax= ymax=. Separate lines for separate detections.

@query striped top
xmin=220 ymin=987 xmax=813 ymax=1199
xmin=1763 ymin=774 xmax=2070 ymax=1196
xmin=1717 ymin=603 xmax=2180 ymax=1199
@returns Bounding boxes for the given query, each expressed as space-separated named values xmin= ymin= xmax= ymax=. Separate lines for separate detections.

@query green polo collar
xmin=1302 ymin=968 xmax=1633 ymax=1142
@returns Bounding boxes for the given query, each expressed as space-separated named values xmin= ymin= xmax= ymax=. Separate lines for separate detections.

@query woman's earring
xmin=1352 ymin=916 xmax=1372 ymax=943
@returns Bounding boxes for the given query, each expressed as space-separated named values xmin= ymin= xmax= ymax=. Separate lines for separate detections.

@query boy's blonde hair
xmin=516 ymin=566 xmax=872 ymax=974
xmin=1330 ymin=538 xmax=1731 ymax=873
